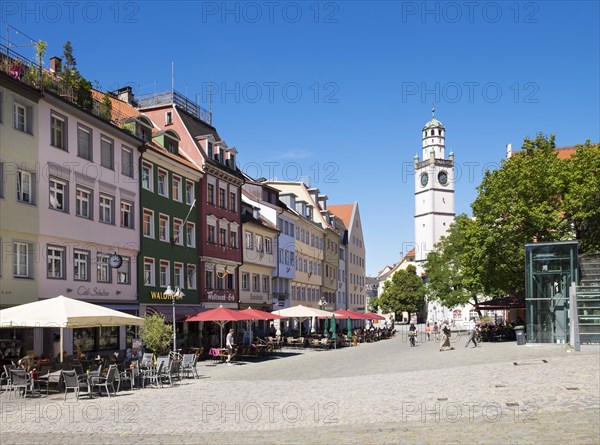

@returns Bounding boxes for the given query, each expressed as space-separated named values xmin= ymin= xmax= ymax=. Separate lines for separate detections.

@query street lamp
xmin=164 ymin=285 xmax=185 ymax=352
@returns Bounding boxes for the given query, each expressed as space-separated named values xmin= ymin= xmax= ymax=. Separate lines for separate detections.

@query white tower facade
xmin=414 ymin=109 xmax=455 ymax=272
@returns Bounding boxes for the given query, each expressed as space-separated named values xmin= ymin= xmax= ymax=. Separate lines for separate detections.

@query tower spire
xmin=432 ymin=105 xmax=435 ymax=118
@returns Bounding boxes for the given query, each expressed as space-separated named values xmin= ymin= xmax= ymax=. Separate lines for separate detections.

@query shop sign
xmin=77 ymin=286 xmax=109 ymax=297
xmin=207 ymin=291 xmax=236 ymax=302
xmin=150 ymin=291 xmax=184 ymax=301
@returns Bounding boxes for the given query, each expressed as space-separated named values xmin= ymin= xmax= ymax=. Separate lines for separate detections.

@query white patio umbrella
xmin=272 ymin=305 xmax=337 ymax=338
xmin=0 ymin=295 xmax=144 ymax=362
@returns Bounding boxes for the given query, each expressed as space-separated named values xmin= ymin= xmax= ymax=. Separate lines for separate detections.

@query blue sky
xmin=2 ymin=1 xmax=598 ymax=276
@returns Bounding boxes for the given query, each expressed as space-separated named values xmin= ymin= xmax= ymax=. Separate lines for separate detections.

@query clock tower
xmin=414 ymin=109 xmax=455 ymax=272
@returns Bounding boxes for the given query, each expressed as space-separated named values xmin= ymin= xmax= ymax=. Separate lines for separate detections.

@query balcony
xmin=137 ymin=90 xmax=212 ymax=126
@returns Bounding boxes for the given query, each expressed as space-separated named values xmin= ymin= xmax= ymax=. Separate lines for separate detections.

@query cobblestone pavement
xmin=1 ymin=331 xmax=599 ymax=444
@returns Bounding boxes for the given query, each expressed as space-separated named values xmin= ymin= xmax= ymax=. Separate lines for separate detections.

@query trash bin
xmin=514 ymin=326 xmax=526 ymax=345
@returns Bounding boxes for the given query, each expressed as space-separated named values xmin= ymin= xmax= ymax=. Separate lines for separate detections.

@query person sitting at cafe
xmin=18 ymin=351 xmax=37 ymax=372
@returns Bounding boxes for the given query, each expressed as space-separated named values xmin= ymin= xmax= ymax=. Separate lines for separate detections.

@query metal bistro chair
xmin=9 ymin=369 xmax=34 ymax=398
xmin=62 ymin=370 xmax=89 ymax=401
xmin=142 ymin=361 xmax=163 ymax=388
xmin=141 ymin=353 xmax=154 ymax=368
xmin=90 ymin=365 xmax=118 ymax=397
xmin=1 ymin=364 xmax=17 ymax=392
xmin=181 ymin=354 xmax=199 ymax=379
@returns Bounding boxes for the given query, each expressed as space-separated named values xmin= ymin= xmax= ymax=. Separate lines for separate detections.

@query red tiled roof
xmin=555 ymin=146 xmax=577 ymax=160
xmin=328 ymin=204 xmax=354 ymax=228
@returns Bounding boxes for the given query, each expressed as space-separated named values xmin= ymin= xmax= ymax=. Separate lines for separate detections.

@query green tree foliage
xmin=139 ymin=314 xmax=172 ymax=355
xmin=374 ymin=264 xmax=426 ymax=317
xmin=60 ymin=41 xmax=93 ymax=110
xmin=563 ymin=141 xmax=600 ymax=252
xmin=426 ymin=134 xmax=600 ymax=300
xmin=99 ymin=92 xmax=113 ymax=121
xmin=425 ymin=215 xmax=487 ymax=311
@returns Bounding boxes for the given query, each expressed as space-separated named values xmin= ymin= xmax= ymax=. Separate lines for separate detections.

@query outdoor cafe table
xmin=37 ymin=370 xmax=62 ymax=395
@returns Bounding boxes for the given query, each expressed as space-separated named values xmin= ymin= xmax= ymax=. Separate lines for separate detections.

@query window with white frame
xmin=142 ymin=162 xmax=153 ymax=191
xmin=97 ymin=253 xmax=111 ymax=283
xmin=245 ymin=231 xmax=254 ymax=249
xmin=172 ymin=175 xmax=182 ymax=201
xmin=51 ymin=113 xmax=66 ymax=149
xmin=227 ymin=274 xmax=234 ymax=290
xmin=174 ymin=263 xmax=184 ymax=289
xmin=187 ymin=264 xmax=196 ymax=289
xmin=100 ymin=136 xmax=113 ymax=169
xmin=76 ymin=187 xmax=92 ymax=219
xmin=16 ymin=170 xmax=33 ymax=204
xmin=120 ymin=200 xmax=134 ymax=228
xmin=74 ymin=250 xmax=90 ymax=281
xmin=121 ymin=146 xmax=133 ymax=177
xmin=99 ymin=194 xmax=114 ymax=224
xmin=205 ymin=270 xmax=214 ymax=289
xmin=47 ymin=245 xmax=65 ymax=279
xmin=265 ymin=238 xmax=272 ymax=254
xmin=252 ymin=274 xmax=260 ymax=292
xmin=117 ymin=257 xmax=131 ymax=284
xmin=230 ymin=230 xmax=237 ymax=248
xmin=185 ymin=180 xmax=195 ymax=205
xmin=143 ymin=209 xmax=154 ymax=238
xmin=219 ymin=228 xmax=227 ymax=246
xmin=13 ymin=242 xmax=32 ymax=278
xmin=159 ymin=214 xmax=170 ymax=242
xmin=186 ymin=222 xmax=196 ymax=247
xmin=173 ymin=219 xmax=183 ymax=245
xmin=13 ymin=103 xmax=26 ymax=132
xmin=157 ymin=169 xmax=168 ymax=196
xmin=77 ymin=125 xmax=92 ymax=160
xmin=241 ymin=272 xmax=249 ymax=291
xmin=144 ymin=257 xmax=155 ymax=286
xmin=256 ymin=235 xmax=263 ymax=252
xmin=49 ymin=178 xmax=68 ymax=212
xmin=219 ymin=187 xmax=226 ymax=208
xmin=262 ymin=276 xmax=270 ymax=293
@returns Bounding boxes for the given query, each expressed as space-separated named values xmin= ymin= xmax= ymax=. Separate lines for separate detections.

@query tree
xmin=99 ymin=92 xmax=113 ymax=121
xmin=60 ymin=41 xmax=93 ymax=110
xmin=563 ymin=141 xmax=600 ymax=253
xmin=425 ymin=215 xmax=487 ymax=312
xmin=375 ymin=264 xmax=426 ymax=318
xmin=139 ymin=314 xmax=172 ymax=355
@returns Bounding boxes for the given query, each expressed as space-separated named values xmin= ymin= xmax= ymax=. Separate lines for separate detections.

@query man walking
xmin=226 ymin=328 xmax=235 ymax=365
xmin=465 ymin=319 xmax=479 ymax=348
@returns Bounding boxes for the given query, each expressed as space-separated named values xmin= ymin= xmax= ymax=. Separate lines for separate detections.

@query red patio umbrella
xmin=186 ymin=306 xmax=249 ymax=348
xmin=333 ymin=309 xmax=370 ymax=320
xmin=239 ymin=307 xmax=286 ymax=320
xmin=364 ymin=312 xmax=386 ymax=321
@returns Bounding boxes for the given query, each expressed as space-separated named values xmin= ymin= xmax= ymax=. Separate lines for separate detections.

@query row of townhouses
xmin=0 ymin=47 xmax=366 ymax=358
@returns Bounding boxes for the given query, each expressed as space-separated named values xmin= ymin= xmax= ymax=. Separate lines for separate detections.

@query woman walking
xmin=439 ymin=321 xmax=454 ymax=352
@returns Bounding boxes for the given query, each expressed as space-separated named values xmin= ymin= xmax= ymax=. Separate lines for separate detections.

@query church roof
xmin=423 ymin=107 xmax=445 ymax=130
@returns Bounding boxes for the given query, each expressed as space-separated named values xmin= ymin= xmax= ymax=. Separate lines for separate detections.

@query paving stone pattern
xmin=1 ymin=331 xmax=599 ymax=444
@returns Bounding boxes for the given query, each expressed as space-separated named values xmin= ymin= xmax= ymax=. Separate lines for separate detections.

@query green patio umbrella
xmin=323 ymin=317 xmax=329 ymax=337
xmin=347 ymin=316 xmax=353 ymax=342
xmin=330 ymin=314 xmax=337 ymax=345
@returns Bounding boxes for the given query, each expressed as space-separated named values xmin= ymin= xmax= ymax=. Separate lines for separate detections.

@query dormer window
xmin=165 ymin=111 xmax=173 ymax=125
xmin=207 ymin=142 xmax=213 ymax=158
xmin=218 ymin=149 xmax=224 ymax=164
xmin=166 ymin=139 xmax=176 ymax=153
xmin=228 ymin=153 xmax=235 ymax=168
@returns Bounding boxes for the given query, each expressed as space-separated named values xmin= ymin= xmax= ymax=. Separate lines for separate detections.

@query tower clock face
xmin=420 ymin=173 xmax=429 ymax=187
xmin=438 ymin=171 xmax=448 ymax=186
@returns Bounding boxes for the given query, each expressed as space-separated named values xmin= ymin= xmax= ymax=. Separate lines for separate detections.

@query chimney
xmin=117 ymin=86 xmax=134 ymax=105
xmin=506 ymin=143 xmax=513 ymax=159
xmin=50 ymin=57 xmax=62 ymax=73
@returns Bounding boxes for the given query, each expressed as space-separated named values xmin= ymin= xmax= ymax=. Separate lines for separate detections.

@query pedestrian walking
xmin=226 ymin=329 xmax=235 ymax=364
xmin=439 ymin=321 xmax=454 ymax=352
xmin=433 ymin=322 xmax=440 ymax=342
xmin=425 ymin=323 xmax=431 ymax=341
xmin=465 ymin=319 xmax=479 ymax=348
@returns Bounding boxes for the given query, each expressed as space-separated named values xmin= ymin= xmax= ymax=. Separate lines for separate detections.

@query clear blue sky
xmin=3 ymin=1 xmax=598 ymax=276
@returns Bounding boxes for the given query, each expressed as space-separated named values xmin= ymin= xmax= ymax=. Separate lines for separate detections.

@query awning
xmin=146 ymin=305 xmax=205 ymax=322
xmin=100 ymin=304 xmax=139 ymax=311
xmin=475 ymin=296 xmax=525 ymax=310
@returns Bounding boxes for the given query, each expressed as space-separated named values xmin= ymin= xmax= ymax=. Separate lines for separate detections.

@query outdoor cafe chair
xmin=181 ymin=354 xmax=199 ymax=379
xmin=90 ymin=365 xmax=117 ymax=397
xmin=142 ymin=362 xmax=163 ymax=388
xmin=141 ymin=353 xmax=154 ymax=368
xmin=62 ymin=370 xmax=89 ymax=401
xmin=1 ymin=364 xmax=17 ymax=392
xmin=9 ymin=369 xmax=34 ymax=398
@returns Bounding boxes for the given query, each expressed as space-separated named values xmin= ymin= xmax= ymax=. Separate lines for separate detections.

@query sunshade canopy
xmin=239 ymin=307 xmax=286 ymax=321
xmin=364 ymin=312 xmax=386 ymax=321
xmin=333 ymin=309 xmax=369 ymax=320
xmin=185 ymin=306 xmax=248 ymax=322
xmin=0 ymin=295 xmax=144 ymax=328
xmin=272 ymin=305 xmax=336 ymax=320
